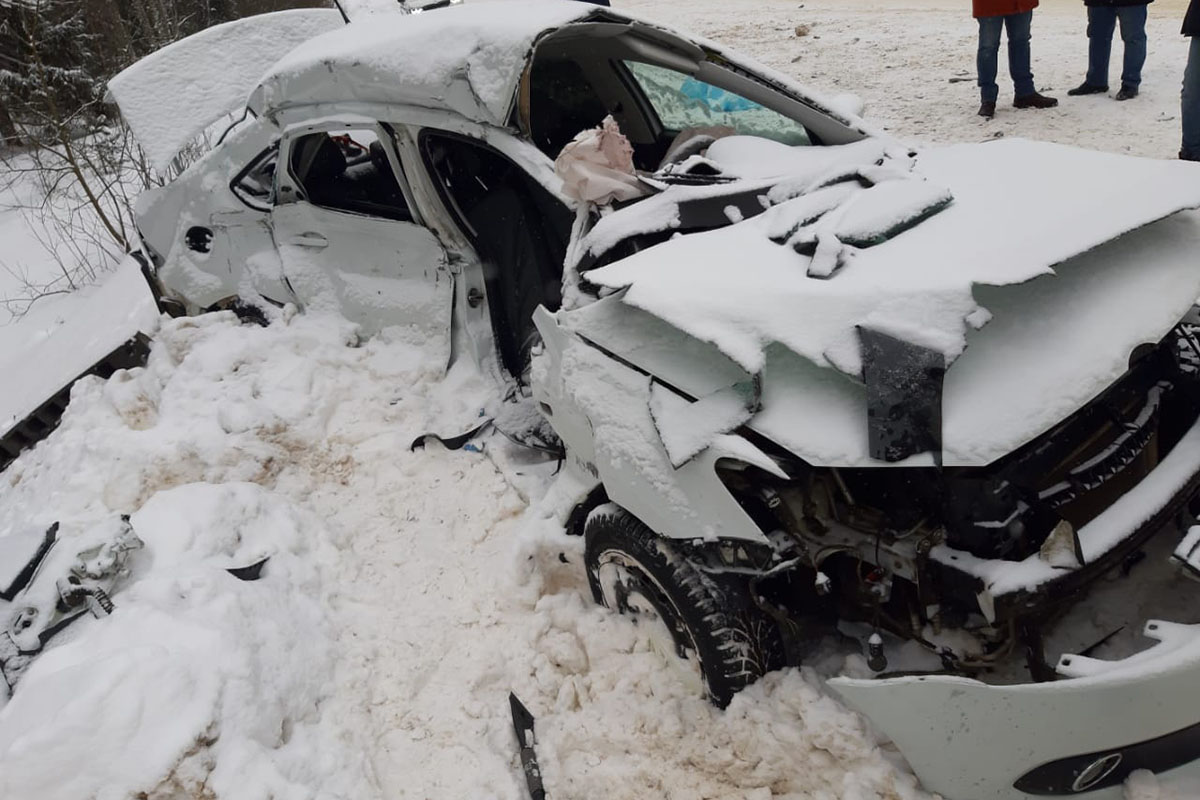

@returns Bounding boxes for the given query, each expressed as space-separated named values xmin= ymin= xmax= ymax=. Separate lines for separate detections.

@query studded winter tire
xmin=583 ymin=504 xmax=783 ymax=708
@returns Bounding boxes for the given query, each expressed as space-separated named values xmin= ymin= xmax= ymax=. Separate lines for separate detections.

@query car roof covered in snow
xmin=249 ymin=0 xmax=599 ymax=127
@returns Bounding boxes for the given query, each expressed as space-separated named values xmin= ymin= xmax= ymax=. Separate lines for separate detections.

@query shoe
xmin=1014 ymin=92 xmax=1059 ymax=109
xmin=1067 ymin=82 xmax=1108 ymax=96
xmin=1182 ymin=150 xmax=1200 ymax=162
xmin=1115 ymin=86 xmax=1139 ymax=101
xmin=978 ymin=101 xmax=996 ymax=118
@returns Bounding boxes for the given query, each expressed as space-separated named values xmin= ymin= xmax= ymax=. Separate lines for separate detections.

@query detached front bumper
xmin=828 ymin=408 xmax=1200 ymax=799
xmin=830 ymin=619 xmax=1200 ymax=799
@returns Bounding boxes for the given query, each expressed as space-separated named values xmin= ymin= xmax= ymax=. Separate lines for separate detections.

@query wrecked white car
xmin=110 ymin=2 xmax=1200 ymax=797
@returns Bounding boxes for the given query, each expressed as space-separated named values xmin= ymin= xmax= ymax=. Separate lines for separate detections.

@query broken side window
xmin=623 ymin=61 xmax=812 ymax=147
xmin=231 ymin=142 xmax=279 ymax=211
xmin=287 ymin=129 xmax=412 ymax=222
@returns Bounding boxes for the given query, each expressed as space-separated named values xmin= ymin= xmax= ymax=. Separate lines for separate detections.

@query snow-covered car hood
xmin=571 ymin=137 xmax=1200 ymax=467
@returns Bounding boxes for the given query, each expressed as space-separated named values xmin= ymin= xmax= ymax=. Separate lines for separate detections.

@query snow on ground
xmin=0 ymin=310 xmax=924 ymax=799
xmin=3 ymin=1 xmax=1200 ymax=798
xmin=0 ymin=158 xmax=65 ymax=326
xmin=621 ymin=0 xmax=1195 ymax=159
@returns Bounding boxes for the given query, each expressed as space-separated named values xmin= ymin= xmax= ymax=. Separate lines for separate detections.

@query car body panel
xmin=137 ymin=116 xmax=289 ymax=312
xmin=533 ymin=306 xmax=778 ymax=545
xmin=270 ymin=201 xmax=454 ymax=353
xmin=583 ymin=140 xmax=1200 ymax=467
xmin=106 ymin=9 xmax=344 ymax=171
xmin=830 ymin=619 xmax=1200 ymax=799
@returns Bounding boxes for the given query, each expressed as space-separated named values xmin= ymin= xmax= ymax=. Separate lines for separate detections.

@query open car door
xmin=271 ymin=122 xmax=454 ymax=363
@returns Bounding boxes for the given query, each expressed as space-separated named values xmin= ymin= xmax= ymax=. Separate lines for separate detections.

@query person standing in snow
xmin=973 ymin=0 xmax=1059 ymax=118
xmin=1182 ymin=0 xmax=1200 ymax=159
xmin=1066 ymin=0 xmax=1152 ymax=101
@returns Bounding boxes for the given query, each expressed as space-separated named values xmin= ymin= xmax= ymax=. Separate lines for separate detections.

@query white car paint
xmin=831 ymin=619 xmax=1200 ymax=799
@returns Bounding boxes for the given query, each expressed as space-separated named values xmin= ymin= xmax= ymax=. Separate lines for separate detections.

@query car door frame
xmin=391 ymin=115 xmax=578 ymax=388
xmin=269 ymin=111 xmax=458 ymax=358
xmin=274 ymin=113 xmax=426 ymax=224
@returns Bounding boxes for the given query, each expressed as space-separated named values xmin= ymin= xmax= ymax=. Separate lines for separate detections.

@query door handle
xmin=287 ymin=232 xmax=328 ymax=249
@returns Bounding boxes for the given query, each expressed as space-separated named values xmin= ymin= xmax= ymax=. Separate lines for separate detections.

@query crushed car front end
xmin=535 ymin=120 xmax=1200 ymax=795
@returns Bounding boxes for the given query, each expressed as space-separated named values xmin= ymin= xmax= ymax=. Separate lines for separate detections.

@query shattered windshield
xmin=624 ymin=61 xmax=812 ymax=146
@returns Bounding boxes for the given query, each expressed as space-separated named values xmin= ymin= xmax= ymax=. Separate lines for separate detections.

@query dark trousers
xmin=977 ymin=12 xmax=1036 ymax=103
xmin=1086 ymin=5 xmax=1148 ymax=90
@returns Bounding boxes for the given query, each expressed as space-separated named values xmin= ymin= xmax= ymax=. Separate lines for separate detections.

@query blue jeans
xmin=978 ymin=12 xmax=1036 ymax=103
xmin=1086 ymin=5 xmax=1148 ymax=90
xmin=1183 ymin=37 xmax=1200 ymax=159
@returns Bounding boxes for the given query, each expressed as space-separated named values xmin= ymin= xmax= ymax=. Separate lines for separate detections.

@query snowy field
xmin=1 ymin=1 xmax=1199 ymax=799
xmin=623 ymin=0 xmax=1195 ymax=159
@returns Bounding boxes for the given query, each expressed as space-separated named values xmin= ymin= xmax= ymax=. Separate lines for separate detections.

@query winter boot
xmin=1014 ymin=92 xmax=1059 ymax=109
xmin=1067 ymin=82 xmax=1108 ymax=96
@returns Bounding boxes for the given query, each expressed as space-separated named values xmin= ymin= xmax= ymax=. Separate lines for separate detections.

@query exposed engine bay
xmin=702 ymin=311 xmax=1200 ymax=682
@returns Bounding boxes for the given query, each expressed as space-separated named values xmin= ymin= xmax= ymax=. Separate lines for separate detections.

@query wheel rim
xmin=595 ymin=551 xmax=705 ymax=695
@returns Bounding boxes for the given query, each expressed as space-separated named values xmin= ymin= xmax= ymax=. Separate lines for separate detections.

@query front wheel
xmin=583 ymin=505 xmax=783 ymax=707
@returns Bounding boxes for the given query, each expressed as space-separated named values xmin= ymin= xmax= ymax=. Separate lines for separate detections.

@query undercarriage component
xmin=0 ymin=517 xmax=143 ymax=693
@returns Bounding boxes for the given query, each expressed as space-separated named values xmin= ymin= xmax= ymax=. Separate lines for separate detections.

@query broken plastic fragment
xmin=832 ymin=179 xmax=953 ymax=248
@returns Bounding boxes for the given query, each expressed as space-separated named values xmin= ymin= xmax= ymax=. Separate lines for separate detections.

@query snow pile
xmin=0 ymin=256 xmax=159 ymax=442
xmin=0 ymin=483 xmax=372 ymax=800
xmin=0 ymin=304 xmax=923 ymax=799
